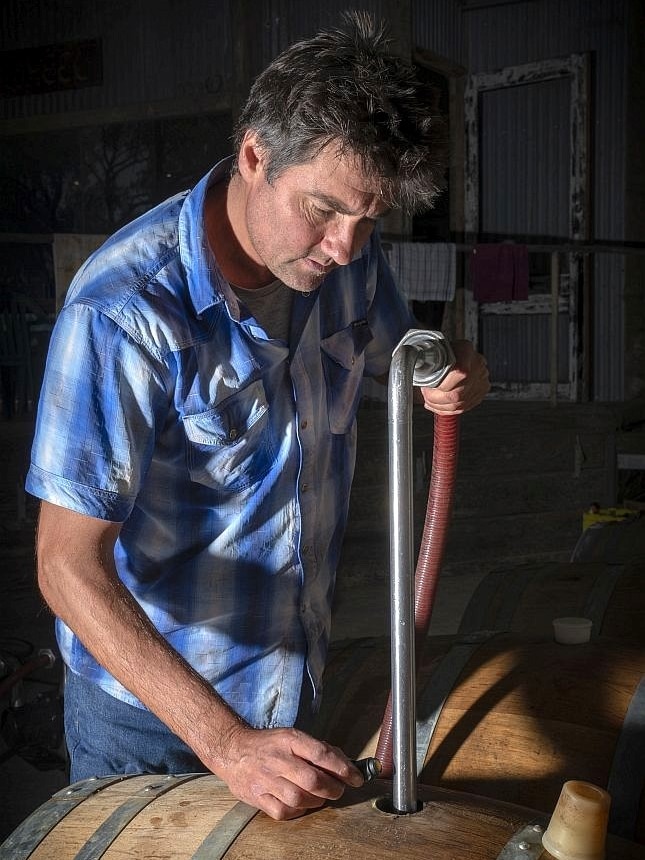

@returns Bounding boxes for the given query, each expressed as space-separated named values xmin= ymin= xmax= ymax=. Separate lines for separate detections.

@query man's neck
xmin=205 ymin=174 xmax=274 ymax=289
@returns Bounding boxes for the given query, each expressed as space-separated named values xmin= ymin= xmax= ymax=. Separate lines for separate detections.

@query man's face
xmin=238 ymin=136 xmax=389 ymax=293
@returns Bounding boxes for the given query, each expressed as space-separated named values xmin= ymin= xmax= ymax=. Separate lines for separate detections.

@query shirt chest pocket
xmin=320 ymin=321 xmax=373 ymax=435
xmin=182 ymin=379 xmax=276 ymax=491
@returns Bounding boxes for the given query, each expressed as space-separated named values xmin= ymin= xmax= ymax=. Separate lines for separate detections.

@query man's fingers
xmin=241 ymin=764 xmax=343 ymax=821
xmin=420 ymin=339 xmax=490 ymax=415
xmin=256 ymin=788 xmax=326 ymax=821
xmin=289 ymin=735 xmax=363 ymax=788
xmin=210 ymin=726 xmax=362 ymax=820
xmin=261 ymin=773 xmax=333 ymax=811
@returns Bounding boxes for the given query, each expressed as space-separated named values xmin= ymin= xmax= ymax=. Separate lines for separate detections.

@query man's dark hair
xmin=233 ymin=11 xmax=448 ymax=214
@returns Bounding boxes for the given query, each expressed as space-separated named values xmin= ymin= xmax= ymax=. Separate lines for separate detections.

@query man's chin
xmin=281 ymin=268 xmax=328 ymax=294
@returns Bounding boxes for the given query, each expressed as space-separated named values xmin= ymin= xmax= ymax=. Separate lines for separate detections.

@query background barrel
xmin=457 ymin=560 xmax=645 ymax=643
xmin=317 ymin=632 xmax=645 ymax=844
xmin=1 ymin=774 xmax=642 ymax=860
xmin=571 ymin=517 xmax=645 ymax=563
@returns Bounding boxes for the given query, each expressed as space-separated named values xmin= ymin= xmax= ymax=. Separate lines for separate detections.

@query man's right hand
xmin=36 ymin=501 xmax=364 ymax=823
xmin=209 ymin=724 xmax=364 ymax=820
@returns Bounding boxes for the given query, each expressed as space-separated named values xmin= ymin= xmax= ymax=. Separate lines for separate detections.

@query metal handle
xmin=388 ymin=329 xmax=455 ymax=814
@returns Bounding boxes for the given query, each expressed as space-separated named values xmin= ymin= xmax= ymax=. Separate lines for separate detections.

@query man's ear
xmin=237 ymin=131 xmax=266 ymax=182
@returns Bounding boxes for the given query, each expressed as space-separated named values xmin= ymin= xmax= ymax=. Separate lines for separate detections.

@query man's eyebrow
xmin=309 ymin=192 xmax=386 ymax=219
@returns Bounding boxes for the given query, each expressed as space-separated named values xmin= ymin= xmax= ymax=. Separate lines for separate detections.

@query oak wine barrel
xmin=1 ymin=774 xmax=642 ymax=860
xmin=457 ymin=560 xmax=645 ymax=643
xmin=318 ymin=632 xmax=645 ymax=844
xmin=571 ymin=517 xmax=645 ymax=563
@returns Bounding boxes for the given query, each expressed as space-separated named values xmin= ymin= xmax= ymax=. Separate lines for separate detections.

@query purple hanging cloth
xmin=471 ymin=243 xmax=529 ymax=302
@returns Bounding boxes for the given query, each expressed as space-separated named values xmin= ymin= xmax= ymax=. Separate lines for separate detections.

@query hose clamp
xmin=391 ymin=329 xmax=455 ymax=388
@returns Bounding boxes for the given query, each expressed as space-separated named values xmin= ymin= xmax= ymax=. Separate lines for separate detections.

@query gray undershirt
xmin=231 ymin=279 xmax=294 ymax=342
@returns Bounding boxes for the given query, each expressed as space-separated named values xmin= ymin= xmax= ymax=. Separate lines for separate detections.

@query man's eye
xmin=309 ymin=203 xmax=332 ymax=220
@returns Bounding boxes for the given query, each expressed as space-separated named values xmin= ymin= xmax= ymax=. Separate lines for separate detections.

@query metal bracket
xmin=497 ymin=821 xmax=549 ymax=860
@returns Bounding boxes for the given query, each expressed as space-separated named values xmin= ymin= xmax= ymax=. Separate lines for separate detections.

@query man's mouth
xmin=304 ymin=257 xmax=334 ymax=274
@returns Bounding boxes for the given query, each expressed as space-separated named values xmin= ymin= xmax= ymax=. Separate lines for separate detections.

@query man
xmin=27 ymin=13 xmax=489 ymax=821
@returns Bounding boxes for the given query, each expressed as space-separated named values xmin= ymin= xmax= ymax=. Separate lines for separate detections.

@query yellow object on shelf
xmin=582 ymin=505 xmax=634 ymax=532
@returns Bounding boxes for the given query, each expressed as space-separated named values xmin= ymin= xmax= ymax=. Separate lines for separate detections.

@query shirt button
xmin=229 ymin=428 xmax=238 ymax=440
xmin=300 ymin=420 xmax=308 ymax=430
xmin=301 ymin=483 xmax=309 ymax=493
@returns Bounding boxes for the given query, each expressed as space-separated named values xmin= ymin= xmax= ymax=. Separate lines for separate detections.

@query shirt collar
xmin=178 ymin=156 xmax=233 ymax=316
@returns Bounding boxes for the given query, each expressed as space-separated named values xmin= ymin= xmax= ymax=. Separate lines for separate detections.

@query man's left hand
xmin=418 ymin=339 xmax=489 ymax=415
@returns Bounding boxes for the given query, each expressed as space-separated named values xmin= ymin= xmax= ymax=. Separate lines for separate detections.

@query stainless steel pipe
xmin=387 ymin=330 xmax=455 ymax=814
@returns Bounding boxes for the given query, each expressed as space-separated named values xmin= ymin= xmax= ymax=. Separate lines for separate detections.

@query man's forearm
xmin=36 ymin=504 xmax=246 ymax=770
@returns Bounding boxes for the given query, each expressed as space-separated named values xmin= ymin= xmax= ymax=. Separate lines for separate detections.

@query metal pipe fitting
xmin=387 ymin=329 xmax=455 ymax=814
xmin=391 ymin=329 xmax=455 ymax=389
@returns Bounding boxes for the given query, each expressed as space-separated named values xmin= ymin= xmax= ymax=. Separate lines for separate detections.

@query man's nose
xmin=321 ymin=219 xmax=357 ymax=266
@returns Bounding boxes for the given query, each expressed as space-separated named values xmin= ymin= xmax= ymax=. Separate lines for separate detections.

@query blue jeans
xmin=64 ymin=670 xmax=315 ymax=783
xmin=64 ymin=671 xmax=208 ymax=782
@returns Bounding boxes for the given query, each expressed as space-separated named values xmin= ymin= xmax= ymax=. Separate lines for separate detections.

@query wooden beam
xmin=0 ymin=94 xmax=230 ymax=137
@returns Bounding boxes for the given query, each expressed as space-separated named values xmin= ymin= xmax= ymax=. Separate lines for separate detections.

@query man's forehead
xmin=305 ymin=149 xmax=389 ymax=216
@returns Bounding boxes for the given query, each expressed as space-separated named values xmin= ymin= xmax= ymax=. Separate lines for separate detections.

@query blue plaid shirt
xmin=26 ymin=158 xmax=413 ymax=729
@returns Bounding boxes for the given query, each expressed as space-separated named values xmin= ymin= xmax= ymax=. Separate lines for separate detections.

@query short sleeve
xmin=26 ymin=302 xmax=170 ymax=522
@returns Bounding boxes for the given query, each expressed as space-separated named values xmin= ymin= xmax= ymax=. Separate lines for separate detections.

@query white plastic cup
xmin=542 ymin=780 xmax=610 ymax=860
xmin=552 ymin=617 xmax=593 ymax=645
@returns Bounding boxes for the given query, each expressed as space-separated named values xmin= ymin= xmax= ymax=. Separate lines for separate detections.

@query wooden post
xmin=550 ymin=251 xmax=560 ymax=407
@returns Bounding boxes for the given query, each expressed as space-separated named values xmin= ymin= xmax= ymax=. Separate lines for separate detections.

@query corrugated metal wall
xmin=0 ymin=0 xmax=232 ymax=119
xmin=482 ymin=312 xmax=570 ymax=383
xmin=413 ymin=0 xmax=627 ymax=400
xmin=251 ymin=1 xmax=406 ymax=71
xmin=0 ymin=0 xmax=630 ymax=399
xmin=479 ymin=78 xmax=571 ymax=237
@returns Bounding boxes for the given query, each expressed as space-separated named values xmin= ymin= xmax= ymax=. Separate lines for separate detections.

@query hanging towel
xmin=385 ymin=242 xmax=456 ymax=302
xmin=470 ymin=243 xmax=529 ymax=302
